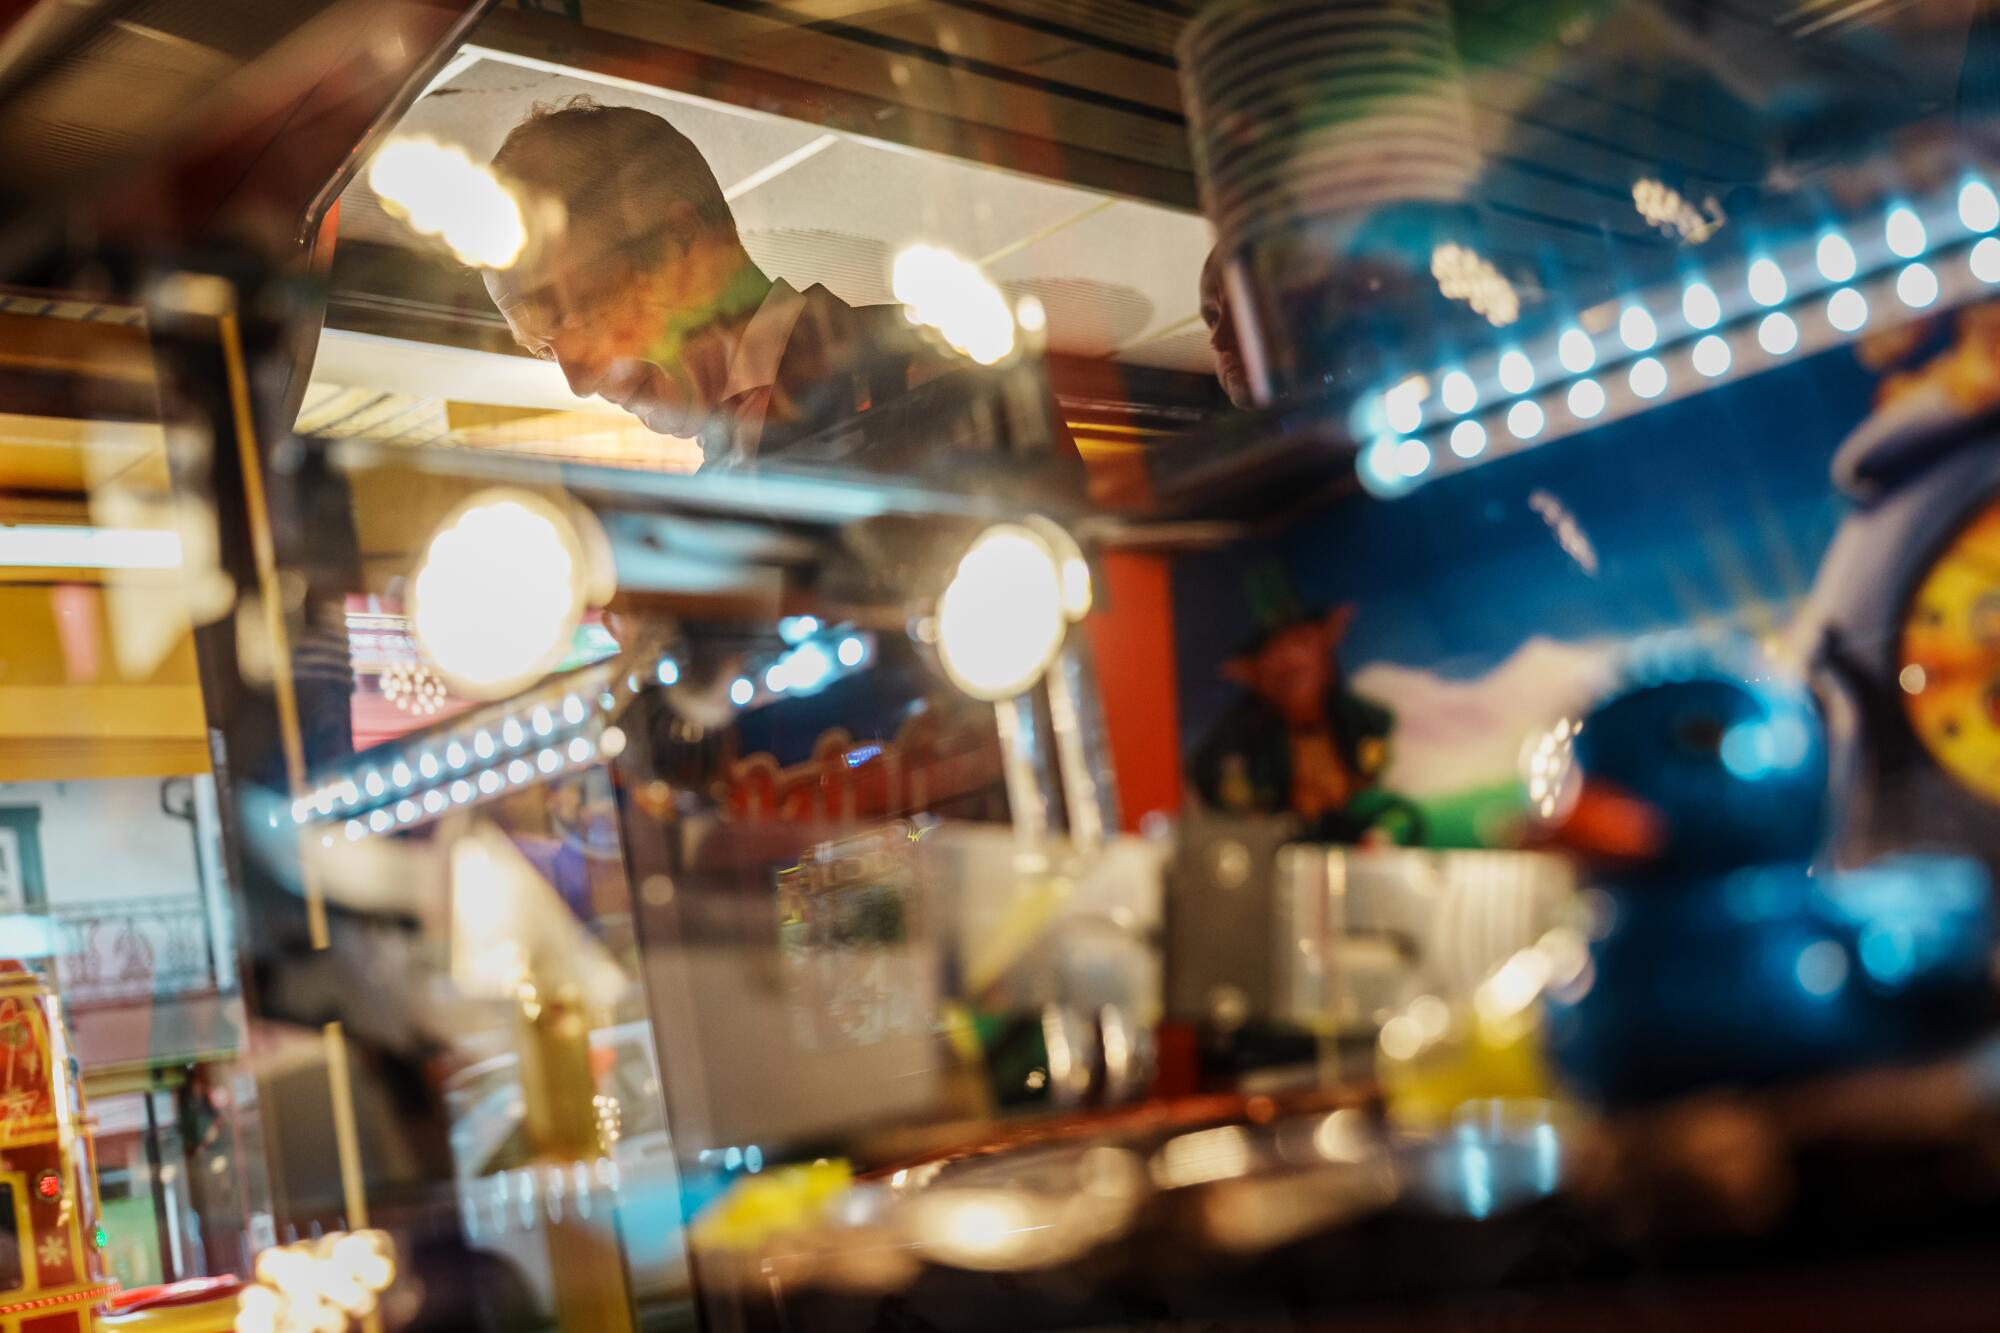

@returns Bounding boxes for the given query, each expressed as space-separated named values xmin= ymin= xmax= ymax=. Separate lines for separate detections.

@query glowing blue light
xmin=785 ymin=642 xmax=834 ymax=693
xmin=1628 ymin=357 xmax=1667 ymax=399
xmin=723 ymin=1146 xmax=743 ymax=1170
xmin=844 ymin=744 xmax=883 ymax=768
xmin=1395 ymin=438 xmax=1432 ymax=479
xmin=1692 ymin=334 xmax=1731 ymax=377
xmin=1897 ymin=261 xmax=1938 ymax=308
xmin=1358 ymin=435 xmax=1414 ymax=497
xmin=1886 ymin=205 xmax=1927 ymax=258
xmin=1758 ymin=311 xmax=1799 ymax=355
xmin=501 ymin=718 xmax=525 ymax=748
xmin=1498 ymin=349 xmax=1535 ymax=395
xmin=1974 ymin=237 xmax=2000 ymax=283
xmin=657 ymin=658 xmax=680 ymax=686
xmin=1858 ymin=922 xmax=1917 ymax=987
xmin=1618 ymin=305 xmax=1657 ymax=352
xmin=1826 ymin=287 xmax=1868 ymax=333
xmin=473 ymin=730 xmax=495 ymax=760
xmin=1507 ymin=400 xmax=1544 ymax=440
xmin=1681 ymin=281 xmax=1720 ymax=330
xmin=1383 ymin=380 xmax=1426 ymax=434
xmin=764 ymin=664 xmax=789 ymax=693
xmin=1720 ymin=714 xmax=1811 ymax=779
xmin=1566 ymin=378 xmax=1605 ymax=419
xmin=531 ymin=707 xmax=554 ymax=736
xmin=1960 ymin=178 xmax=2000 ymax=233
xmin=838 ymin=636 xmax=866 ymax=667
xmin=1815 ymin=232 xmax=1857 ymax=283
xmin=1440 ymin=370 xmax=1478 ymax=415
xmin=363 ymin=771 xmax=385 ymax=798
xmin=1557 ymin=327 xmax=1595 ymax=373
xmin=778 ymin=615 xmax=820 ymax=644
xmin=391 ymin=761 xmax=412 ymax=788
xmin=1794 ymin=939 xmax=1849 ymax=998
xmin=446 ymin=741 xmax=468 ymax=770
xmin=729 ymin=677 xmax=754 ymax=707
xmin=745 ymin=1145 xmax=764 ymax=1172
xmin=1449 ymin=419 xmax=1487 ymax=458
xmin=418 ymin=752 xmax=441 ymax=780
xmin=1747 ymin=258 xmax=1787 ymax=307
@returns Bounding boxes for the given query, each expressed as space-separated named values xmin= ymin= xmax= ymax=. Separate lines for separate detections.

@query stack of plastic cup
xmin=1179 ymin=0 xmax=1481 ymax=404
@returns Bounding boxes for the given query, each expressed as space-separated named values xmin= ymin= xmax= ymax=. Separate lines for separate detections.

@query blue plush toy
xmin=1544 ymin=658 xmax=1996 ymax=1106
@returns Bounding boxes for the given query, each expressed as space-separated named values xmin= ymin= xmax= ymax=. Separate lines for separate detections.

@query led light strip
xmin=286 ymin=629 xmax=879 ymax=840
xmin=280 ymin=662 xmax=630 ymax=840
xmin=1357 ymin=176 xmax=2000 ymax=495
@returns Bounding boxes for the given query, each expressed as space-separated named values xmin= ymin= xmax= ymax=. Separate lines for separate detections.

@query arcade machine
xmin=12 ymin=0 xmax=2000 ymax=1330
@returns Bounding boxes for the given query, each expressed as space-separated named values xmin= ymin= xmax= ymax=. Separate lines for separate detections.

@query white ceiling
xmin=333 ymin=46 xmax=1215 ymax=374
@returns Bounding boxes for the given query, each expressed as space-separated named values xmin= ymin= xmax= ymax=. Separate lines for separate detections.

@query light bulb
xmin=935 ymin=525 xmax=1068 ymax=701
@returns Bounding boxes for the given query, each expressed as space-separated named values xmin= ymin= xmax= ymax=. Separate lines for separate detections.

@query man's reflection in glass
xmin=1200 ymin=246 xmax=1253 ymax=410
xmin=484 ymin=97 xmax=957 ymax=468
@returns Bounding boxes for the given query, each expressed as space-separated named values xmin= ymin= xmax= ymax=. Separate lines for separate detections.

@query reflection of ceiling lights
xmin=381 ymin=662 xmax=447 ymax=715
xmin=1431 ymin=243 xmax=1520 ymax=327
xmin=1361 ymin=178 xmax=2000 ymax=497
xmin=891 ymin=244 xmax=1018 ymax=365
xmin=1632 ymin=178 xmax=1725 ymax=244
xmin=369 ymin=136 xmax=526 ymax=269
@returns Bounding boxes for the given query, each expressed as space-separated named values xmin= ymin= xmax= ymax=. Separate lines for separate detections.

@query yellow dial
xmin=1900 ymin=495 xmax=2000 ymax=802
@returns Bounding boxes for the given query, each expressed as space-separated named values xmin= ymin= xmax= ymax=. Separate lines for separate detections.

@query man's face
xmin=485 ymin=215 xmax=739 ymax=438
xmin=1200 ymin=249 xmax=1253 ymax=409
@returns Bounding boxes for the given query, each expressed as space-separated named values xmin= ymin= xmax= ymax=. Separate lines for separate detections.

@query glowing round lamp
xmin=936 ymin=525 xmax=1068 ymax=701
xmin=410 ymin=490 xmax=588 ymax=700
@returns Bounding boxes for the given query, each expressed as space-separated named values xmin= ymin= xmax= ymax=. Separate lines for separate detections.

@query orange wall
xmin=1085 ymin=552 xmax=1182 ymax=830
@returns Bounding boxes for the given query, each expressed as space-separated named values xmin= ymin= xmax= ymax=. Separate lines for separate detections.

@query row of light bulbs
xmin=292 ymin=630 xmax=875 ymax=839
xmin=285 ymin=664 xmax=628 ymax=836
xmin=1359 ymin=176 xmax=2000 ymax=494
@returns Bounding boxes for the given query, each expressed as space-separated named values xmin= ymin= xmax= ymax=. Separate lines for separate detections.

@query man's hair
xmin=493 ymin=95 xmax=737 ymax=254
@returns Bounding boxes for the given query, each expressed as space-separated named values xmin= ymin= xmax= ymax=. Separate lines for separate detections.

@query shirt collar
xmin=721 ymin=278 xmax=809 ymax=406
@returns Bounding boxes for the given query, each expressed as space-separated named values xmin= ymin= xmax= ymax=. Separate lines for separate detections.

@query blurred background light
xmin=1558 ymin=327 xmax=1596 ymax=373
xmin=1747 ymin=257 xmax=1787 ymax=307
xmin=1440 ymin=370 xmax=1478 ymax=415
xmin=1449 ymin=419 xmax=1487 ymax=458
xmin=1975 ymin=237 xmax=2000 ymax=283
xmin=410 ymin=491 xmax=584 ymax=698
xmin=1682 ymin=281 xmax=1720 ymax=329
xmin=1885 ymin=205 xmax=1928 ymax=258
xmin=1507 ymin=400 xmax=1545 ymax=440
xmin=1757 ymin=311 xmax=1799 ymax=355
xmin=935 ymin=525 xmax=1068 ymax=700
xmin=1628 ymin=357 xmax=1667 ymax=399
xmin=1815 ymin=232 xmax=1857 ymax=282
xmin=1618 ymin=305 xmax=1657 ymax=351
xmin=1692 ymin=334 xmax=1731 ymax=377
xmin=1498 ymin=349 xmax=1535 ymax=395
xmin=369 ymin=137 xmax=526 ymax=269
xmin=1960 ymin=179 xmax=2000 ymax=233
xmin=1566 ymin=378 xmax=1605 ymax=419
xmin=1897 ymin=261 xmax=1939 ymax=308
xmin=892 ymin=243 xmax=1017 ymax=365
xmin=1827 ymin=287 xmax=1868 ymax=332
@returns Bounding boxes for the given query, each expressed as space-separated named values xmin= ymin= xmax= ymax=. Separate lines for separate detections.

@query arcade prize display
xmin=12 ymin=0 xmax=2000 ymax=1330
